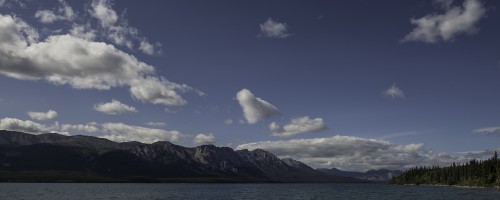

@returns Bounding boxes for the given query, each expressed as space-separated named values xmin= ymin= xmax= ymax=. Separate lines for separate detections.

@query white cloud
xmin=144 ymin=122 xmax=166 ymax=127
xmin=0 ymin=117 xmax=96 ymax=135
xmin=269 ymin=116 xmax=327 ymax=137
xmin=474 ymin=126 xmax=500 ymax=135
xmin=0 ymin=14 xmax=199 ymax=106
xmin=0 ymin=117 xmax=53 ymax=134
xmin=107 ymin=24 xmax=136 ymax=49
xmin=193 ymin=133 xmax=215 ymax=145
xmin=0 ymin=117 xmax=184 ymax=142
xmin=130 ymin=76 xmax=195 ymax=106
xmin=35 ymin=10 xmax=58 ymax=24
xmin=94 ymin=99 xmax=137 ymax=115
xmin=100 ymin=122 xmax=181 ymax=143
xmin=35 ymin=0 xmax=76 ymax=23
xmin=60 ymin=123 xmax=99 ymax=133
xmin=224 ymin=119 xmax=233 ymax=125
xmin=383 ymin=84 xmax=405 ymax=99
xmin=259 ymin=18 xmax=291 ymax=38
xmin=402 ymin=0 xmax=486 ymax=43
xmin=69 ymin=23 xmax=96 ymax=41
xmin=90 ymin=0 xmax=118 ymax=28
xmin=139 ymin=40 xmax=154 ymax=55
xmin=237 ymin=135 xmax=480 ymax=171
xmin=27 ymin=110 xmax=58 ymax=121
xmin=236 ymin=89 xmax=278 ymax=124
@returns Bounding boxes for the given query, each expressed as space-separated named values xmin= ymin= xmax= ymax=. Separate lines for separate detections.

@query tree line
xmin=391 ymin=152 xmax=500 ymax=187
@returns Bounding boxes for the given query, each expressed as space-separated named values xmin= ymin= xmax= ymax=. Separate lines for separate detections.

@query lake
xmin=0 ymin=183 xmax=499 ymax=200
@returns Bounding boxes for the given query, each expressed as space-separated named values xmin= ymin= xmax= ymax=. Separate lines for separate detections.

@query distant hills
xmin=0 ymin=130 xmax=366 ymax=183
xmin=318 ymin=168 xmax=402 ymax=181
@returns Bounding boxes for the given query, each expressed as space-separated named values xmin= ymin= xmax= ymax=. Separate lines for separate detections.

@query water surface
xmin=0 ymin=183 xmax=499 ymax=200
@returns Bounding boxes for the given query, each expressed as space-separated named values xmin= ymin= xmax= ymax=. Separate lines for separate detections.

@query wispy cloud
xmin=89 ymin=0 xmax=162 ymax=55
xmin=35 ymin=0 xmax=76 ymax=23
xmin=224 ymin=119 xmax=233 ymax=125
xmin=383 ymin=83 xmax=405 ymax=99
xmin=474 ymin=126 xmax=500 ymax=135
xmin=144 ymin=122 xmax=166 ymax=127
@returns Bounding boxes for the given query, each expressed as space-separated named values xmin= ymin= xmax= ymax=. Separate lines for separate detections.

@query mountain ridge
xmin=0 ymin=130 xmax=363 ymax=183
xmin=318 ymin=167 xmax=403 ymax=181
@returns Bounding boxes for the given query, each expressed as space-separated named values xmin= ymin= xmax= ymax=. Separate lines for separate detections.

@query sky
xmin=0 ymin=0 xmax=500 ymax=171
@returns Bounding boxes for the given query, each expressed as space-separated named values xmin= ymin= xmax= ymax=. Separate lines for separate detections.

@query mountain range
xmin=318 ymin=168 xmax=402 ymax=181
xmin=0 ymin=130 xmax=366 ymax=183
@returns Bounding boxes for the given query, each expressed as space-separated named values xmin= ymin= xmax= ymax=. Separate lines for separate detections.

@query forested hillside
xmin=391 ymin=152 xmax=500 ymax=187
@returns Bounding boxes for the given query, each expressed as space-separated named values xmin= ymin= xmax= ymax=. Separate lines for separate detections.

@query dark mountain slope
xmin=0 ymin=130 xmax=363 ymax=183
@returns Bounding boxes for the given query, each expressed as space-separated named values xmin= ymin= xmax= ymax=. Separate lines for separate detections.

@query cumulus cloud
xmin=259 ymin=18 xmax=291 ymax=38
xmin=0 ymin=14 xmax=199 ymax=106
xmin=224 ymin=119 xmax=233 ymax=125
xmin=383 ymin=84 xmax=405 ymax=99
xmin=144 ymin=122 xmax=166 ymax=127
xmin=0 ymin=117 xmax=97 ymax=135
xmin=236 ymin=89 xmax=278 ymax=124
xmin=100 ymin=122 xmax=181 ymax=143
xmin=27 ymin=110 xmax=58 ymax=121
xmin=402 ymin=0 xmax=486 ymax=43
xmin=474 ymin=126 xmax=500 ymax=135
xmin=239 ymin=135 xmax=497 ymax=171
xmin=0 ymin=117 xmax=54 ymax=134
xmin=60 ymin=123 xmax=100 ymax=133
xmin=193 ymin=133 xmax=215 ymax=145
xmin=269 ymin=116 xmax=327 ymax=137
xmin=237 ymin=135 xmax=489 ymax=171
xmin=35 ymin=0 xmax=76 ymax=23
xmin=94 ymin=99 xmax=137 ymax=115
xmin=0 ymin=117 xmax=184 ymax=143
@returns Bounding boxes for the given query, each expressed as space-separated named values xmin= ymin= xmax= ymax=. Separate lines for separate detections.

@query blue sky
xmin=0 ymin=0 xmax=499 ymax=171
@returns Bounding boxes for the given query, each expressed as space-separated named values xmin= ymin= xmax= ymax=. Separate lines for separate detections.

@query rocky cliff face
xmin=0 ymin=130 xmax=361 ymax=182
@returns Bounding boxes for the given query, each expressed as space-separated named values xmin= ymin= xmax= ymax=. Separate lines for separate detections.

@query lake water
xmin=0 ymin=183 xmax=499 ymax=200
